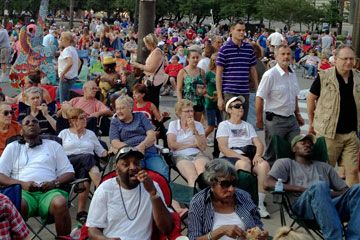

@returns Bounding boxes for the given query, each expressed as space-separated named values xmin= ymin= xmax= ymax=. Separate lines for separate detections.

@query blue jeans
xmin=56 ymin=76 xmax=78 ymax=104
xmin=305 ymin=64 xmax=317 ymax=77
xmin=142 ymin=153 xmax=169 ymax=181
xmin=292 ymin=182 xmax=360 ymax=240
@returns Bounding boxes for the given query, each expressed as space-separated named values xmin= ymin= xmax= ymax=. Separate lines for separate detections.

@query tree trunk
xmin=134 ymin=0 xmax=140 ymax=32
xmin=69 ymin=0 xmax=74 ymax=29
xmin=352 ymin=0 xmax=360 ymax=57
xmin=337 ymin=0 xmax=344 ymax=35
xmin=137 ymin=0 xmax=156 ymax=64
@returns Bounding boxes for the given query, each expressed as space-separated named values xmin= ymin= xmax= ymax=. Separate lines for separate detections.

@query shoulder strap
xmin=154 ymin=48 xmax=164 ymax=75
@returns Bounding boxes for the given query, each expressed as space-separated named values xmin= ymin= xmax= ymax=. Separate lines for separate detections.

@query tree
xmin=319 ymin=0 xmax=344 ymax=28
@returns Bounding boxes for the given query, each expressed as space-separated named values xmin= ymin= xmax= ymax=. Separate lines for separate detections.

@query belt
xmin=266 ymin=112 xmax=293 ymax=118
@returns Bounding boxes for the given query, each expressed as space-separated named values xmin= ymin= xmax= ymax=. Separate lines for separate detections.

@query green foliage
xmin=318 ymin=0 xmax=344 ymax=27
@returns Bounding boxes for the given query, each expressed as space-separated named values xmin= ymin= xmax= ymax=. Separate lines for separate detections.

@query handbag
xmin=145 ymin=60 xmax=163 ymax=87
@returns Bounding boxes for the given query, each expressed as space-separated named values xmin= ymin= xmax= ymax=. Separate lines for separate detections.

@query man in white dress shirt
xmin=255 ymin=45 xmax=304 ymax=165
xmin=267 ymin=28 xmax=284 ymax=50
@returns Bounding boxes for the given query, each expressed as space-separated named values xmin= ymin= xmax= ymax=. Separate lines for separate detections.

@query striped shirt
xmin=216 ymin=40 xmax=257 ymax=95
xmin=187 ymin=187 xmax=263 ymax=240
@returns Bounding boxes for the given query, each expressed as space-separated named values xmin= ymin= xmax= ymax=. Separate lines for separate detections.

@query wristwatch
xmin=150 ymin=191 xmax=160 ymax=201
xmin=54 ymin=180 xmax=61 ymax=188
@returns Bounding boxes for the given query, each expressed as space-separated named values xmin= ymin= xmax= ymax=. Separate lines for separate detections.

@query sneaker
xmin=160 ymin=88 xmax=170 ymax=96
xmin=258 ymin=205 xmax=270 ymax=218
xmin=206 ymin=137 xmax=214 ymax=147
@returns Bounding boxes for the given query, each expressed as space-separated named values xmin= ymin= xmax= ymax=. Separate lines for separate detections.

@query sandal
xmin=76 ymin=211 xmax=88 ymax=224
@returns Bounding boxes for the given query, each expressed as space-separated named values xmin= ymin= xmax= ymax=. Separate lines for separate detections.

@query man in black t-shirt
xmin=307 ymin=45 xmax=360 ymax=186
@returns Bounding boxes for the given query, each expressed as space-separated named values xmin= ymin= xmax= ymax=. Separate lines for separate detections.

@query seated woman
xmin=17 ymin=87 xmax=57 ymax=135
xmin=109 ymin=95 xmax=169 ymax=180
xmin=187 ymin=159 xmax=268 ymax=240
xmin=0 ymin=103 xmax=21 ymax=156
xmin=58 ymin=107 xmax=107 ymax=223
xmin=298 ymin=48 xmax=320 ymax=79
xmin=167 ymin=99 xmax=209 ymax=213
xmin=216 ymin=96 xmax=270 ymax=218
xmin=6 ymin=71 xmax=52 ymax=105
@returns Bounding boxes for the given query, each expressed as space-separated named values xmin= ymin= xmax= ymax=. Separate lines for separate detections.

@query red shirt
xmin=164 ymin=63 xmax=183 ymax=77
xmin=185 ymin=30 xmax=195 ymax=40
xmin=320 ymin=62 xmax=331 ymax=70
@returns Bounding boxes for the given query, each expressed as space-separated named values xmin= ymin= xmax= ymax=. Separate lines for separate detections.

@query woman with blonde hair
xmin=131 ymin=33 xmax=165 ymax=108
xmin=56 ymin=32 xmax=81 ymax=103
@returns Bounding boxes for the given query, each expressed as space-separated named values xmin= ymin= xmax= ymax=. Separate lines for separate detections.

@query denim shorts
xmin=205 ymin=108 xmax=222 ymax=126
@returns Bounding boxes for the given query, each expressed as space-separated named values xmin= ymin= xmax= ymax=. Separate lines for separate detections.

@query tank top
xmin=133 ymin=101 xmax=152 ymax=121
xmin=182 ymin=68 xmax=205 ymax=106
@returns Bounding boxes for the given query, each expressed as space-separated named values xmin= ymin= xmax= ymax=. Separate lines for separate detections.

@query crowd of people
xmin=0 ymin=15 xmax=360 ymax=240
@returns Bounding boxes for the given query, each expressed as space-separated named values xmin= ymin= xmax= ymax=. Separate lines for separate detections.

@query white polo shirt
xmin=267 ymin=32 xmax=284 ymax=47
xmin=166 ymin=120 xmax=205 ymax=156
xmin=256 ymin=64 xmax=299 ymax=117
xmin=0 ymin=140 xmax=74 ymax=184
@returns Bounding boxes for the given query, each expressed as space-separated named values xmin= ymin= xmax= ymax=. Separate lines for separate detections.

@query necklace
xmin=118 ymin=179 xmax=141 ymax=221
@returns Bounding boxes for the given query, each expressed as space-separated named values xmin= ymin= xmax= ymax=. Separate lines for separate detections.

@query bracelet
xmin=208 ymin=232 xmax=213 ymax=240
xmin=150 ymin=191 xmax=160 ymax=200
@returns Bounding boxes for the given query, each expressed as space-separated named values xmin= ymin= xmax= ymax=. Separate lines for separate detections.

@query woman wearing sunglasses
xmin=58 ymin=107 xmax=108 ymax=223
xmin=216 ymin=96 xmax=270 ymax=219
xmin=0 ymin=103 xmax=21 ymax=156
xmin=187 ymin=159 xmax=268 ymax=240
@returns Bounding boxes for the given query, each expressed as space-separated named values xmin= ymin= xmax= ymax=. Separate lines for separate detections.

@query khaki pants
xmin=323 ymin=131 xmax=359 ymax=170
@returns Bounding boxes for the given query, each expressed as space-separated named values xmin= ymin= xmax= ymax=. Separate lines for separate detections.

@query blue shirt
xmin=287 ymin=36 xmax=299 ymax=50
xmin=258 ymin=35 xmax=267 ymax=48
xmin=109 ymin=112 xmax=156 ymax=154
xmin=187 ymin=187 xmax=263 ymax=240
xmin=216 ymin=40 xmax=257 ymax=95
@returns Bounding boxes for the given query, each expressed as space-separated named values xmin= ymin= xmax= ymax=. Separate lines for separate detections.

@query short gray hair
xmin=275 ymin=44 xmax=291 ymax=55
xmin=203 ymin=159 xmax=237 ymax=186
xmin=25 ymin=87 xmax=41 ymax=98
xmin=335 ymin=44 xmax=355 ymax=57
xmin=115 ymin=95 xmax=134 ymax=111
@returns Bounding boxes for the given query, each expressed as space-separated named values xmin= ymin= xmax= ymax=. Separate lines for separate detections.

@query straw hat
xmin=102 ymin=56 xmax=116 ymax=65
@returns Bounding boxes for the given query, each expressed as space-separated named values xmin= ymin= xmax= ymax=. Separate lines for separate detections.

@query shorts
xmin=22 ymin=189 xmax=69 ymax=223
xmin=68 ymin=153 xmax=97 ymax=180
xmin=193 ymin=105 xmax=204 ymax=112
xmin=205 ymin=108 xmax=222 ymax=126
xmin=168 ymin=76 xmax=177 ymax=81
xmin=0 ymin=48 xmax=11 ymax=64
xmin=172 ymin=151 xmax=209 ymax=165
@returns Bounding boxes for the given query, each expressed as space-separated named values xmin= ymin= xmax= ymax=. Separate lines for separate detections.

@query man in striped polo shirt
xmin=216 ymin=19 xmax=258 ymax=121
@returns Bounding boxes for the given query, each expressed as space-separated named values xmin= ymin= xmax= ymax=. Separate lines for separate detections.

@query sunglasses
xmin=118 ymin=146 xmax=141 ymax=155
xmin=215 ymin=178 xmax=238 ymax=188
xmin=2 ymin=110 xmax=14 ymax=116
xmin=231 ymin=103 xmax=244 ymax=109
xmin=23 ymin=119 xmax=39 ymax=126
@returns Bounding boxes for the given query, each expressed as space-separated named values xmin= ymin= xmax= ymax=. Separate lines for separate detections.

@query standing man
xmin=307 ymin=45 xmax=360 ymax=187
xmin=256 ymin=29 xmax=268 ymax=57
xmin=211 ymin=35 xmax=223 ymax=52
xmin=216 ymin=19 xmax=258 ymax=121
xmin=256 ymin=45 xmax=304 ymax=165
xmin=320 ymin=30 xmax=333 ymax=57
xmin=287 ymin=31 xmax=299 ymax=68
xmin=0 ymin=24 xmax=11 ymax=83
xmin=267 ymin=28 xmax=284 ymax=50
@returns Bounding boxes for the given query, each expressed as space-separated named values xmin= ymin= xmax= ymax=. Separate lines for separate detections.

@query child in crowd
xmin=114 ymin=49 xmax=127 ymax=75
xmin=100 ymin=45 xmax=113 ymax=62
xmin=204 ymin=53 xmax=222 ymax=146
xmin=318 ymin=54 xmax=332 ymax=71
xmin=163 ymin=55 xmax=183 ymax=97
xmin=90 ymin=41 xmax=100 ymax=68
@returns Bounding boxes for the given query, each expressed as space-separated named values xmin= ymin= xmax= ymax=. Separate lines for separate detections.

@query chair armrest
xmin=70 ymin=178 xmax=89 ymax=185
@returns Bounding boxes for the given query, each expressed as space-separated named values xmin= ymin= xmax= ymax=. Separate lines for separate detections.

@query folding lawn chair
xmin=271 ymin=135 xmax=341 ymax=240
xmin=4 ymin=135 xmax=89 ymax=240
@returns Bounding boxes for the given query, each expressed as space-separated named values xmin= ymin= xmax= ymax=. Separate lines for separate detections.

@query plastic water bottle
xmin=70 ymin=223 xmax=82 ymax=240
xmin=275 ymin=178 xmax=283 ymax=192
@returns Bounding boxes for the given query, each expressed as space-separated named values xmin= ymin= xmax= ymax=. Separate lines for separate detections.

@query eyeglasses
xmin=87 ymin=87 xmax=99 ymax=91
xmin=23 ymin=119 xmax=39 ymax=126
xmin=2 ymin=110 xmax=14 ymax=116
xmin=73 ymin=114 xmax=86 ymax=120
xmin=215 ymin=178 xmax=238 ymax=188
xmin=337 ymin=57 xmax=355 ymax=63
xmin=231 ymin=103 xmax=244 ymax=109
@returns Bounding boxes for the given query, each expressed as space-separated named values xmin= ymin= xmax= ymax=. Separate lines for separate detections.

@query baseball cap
xmin=115 ymin=146 xmax=145 ymax=163
xmin=225 ymin=96 xmax=246 ymax=112
xmin=291 ymin=134 xmax=315 ymax=148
